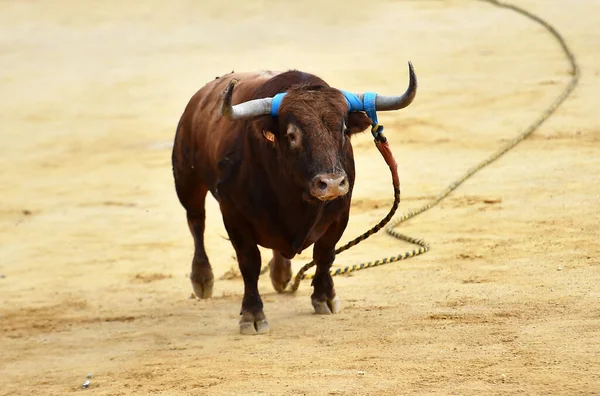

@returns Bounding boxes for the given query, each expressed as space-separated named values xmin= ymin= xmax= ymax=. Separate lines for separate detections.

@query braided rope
xmin=264 ymin=0 xmax=580 ymax=293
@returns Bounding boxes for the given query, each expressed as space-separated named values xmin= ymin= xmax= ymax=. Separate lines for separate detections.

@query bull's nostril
xmin=339 ymin=179 xmax=347 ymax=187
xmin=317 ymin=181 xmax=328 ymax=190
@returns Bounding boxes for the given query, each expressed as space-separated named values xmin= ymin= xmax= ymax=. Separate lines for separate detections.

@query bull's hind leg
xmin=269 ymin=250 xmax=292 ymax=293
xmin=186 ymin=188 xmax=214 ymax=299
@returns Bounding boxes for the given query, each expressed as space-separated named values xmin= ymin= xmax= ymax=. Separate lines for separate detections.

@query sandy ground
xmin=1 ymin=0 xmax=600 ymax=394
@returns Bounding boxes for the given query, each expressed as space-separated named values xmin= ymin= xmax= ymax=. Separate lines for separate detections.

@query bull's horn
xmin=355 ymin=62 xmax=417 ymax=111
xmin=221 ymin=79 xmax=273 ymax=120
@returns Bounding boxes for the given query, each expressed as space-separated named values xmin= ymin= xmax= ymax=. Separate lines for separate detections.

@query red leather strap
xmin=375 ymin=141 xmax=400 ymax=190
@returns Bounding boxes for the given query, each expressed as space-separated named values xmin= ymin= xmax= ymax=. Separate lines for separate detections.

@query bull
xmin=172 ymin=64 xmax=417 ymax=334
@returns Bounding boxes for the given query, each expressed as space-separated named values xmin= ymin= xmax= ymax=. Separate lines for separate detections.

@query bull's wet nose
xmin=310 ymin=172 xmax=349 ymax=201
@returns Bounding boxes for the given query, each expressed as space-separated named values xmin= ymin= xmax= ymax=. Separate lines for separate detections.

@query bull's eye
xmin=286 ymin=124 xmax=302 ymax=149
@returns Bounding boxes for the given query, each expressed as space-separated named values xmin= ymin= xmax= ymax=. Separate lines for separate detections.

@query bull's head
xmin=221 ymin=63 xmax=417 ymax=202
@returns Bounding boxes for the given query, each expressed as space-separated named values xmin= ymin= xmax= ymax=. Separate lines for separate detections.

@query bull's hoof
xmin=269 ymin=258 xmax=291 ymax=293
xmin=312 ymin=295 xmax=340 ymax=315
xmin=239 ymin=311 xmax=270 ymax=335
xmin=190 ymin=271 xmax=214 ymax=299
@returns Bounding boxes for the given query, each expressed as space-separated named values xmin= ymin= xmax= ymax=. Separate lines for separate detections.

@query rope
xmin=266 ymin=0 xmax=580 ymax=292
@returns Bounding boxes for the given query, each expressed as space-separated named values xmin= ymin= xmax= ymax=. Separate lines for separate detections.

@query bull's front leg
xmin=310 ymin=219 xmax=347 ymax=315
xmin=222 ymin=215 xmax=269 ymax=335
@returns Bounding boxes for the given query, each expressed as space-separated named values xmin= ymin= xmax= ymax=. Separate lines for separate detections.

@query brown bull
xmin=172 ymin=64 xmax=417 ymax=334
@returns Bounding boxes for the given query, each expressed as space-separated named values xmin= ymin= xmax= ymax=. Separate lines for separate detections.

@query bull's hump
xmin=258 ymin=70 xmax=281 ymax=78
xmin=208 ymin=71 xmax=281 ymax=102
xmin=216 ymin=71 xmax=281 ymax=83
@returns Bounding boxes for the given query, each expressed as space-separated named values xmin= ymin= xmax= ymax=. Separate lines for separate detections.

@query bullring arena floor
xmin=1 ymin=0 xmax=599 ymax=394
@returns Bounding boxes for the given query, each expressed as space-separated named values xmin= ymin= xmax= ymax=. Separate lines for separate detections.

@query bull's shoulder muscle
xmin=173 ymin=72 xmax=283 ymax=193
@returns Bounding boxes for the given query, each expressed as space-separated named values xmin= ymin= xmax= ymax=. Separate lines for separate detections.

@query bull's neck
xmin=247 ymin=134 xmax=326 ymax=256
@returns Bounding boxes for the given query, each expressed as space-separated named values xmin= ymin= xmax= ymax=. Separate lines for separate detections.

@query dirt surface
xmin=1 ymin=0 xmax=599 ymax=394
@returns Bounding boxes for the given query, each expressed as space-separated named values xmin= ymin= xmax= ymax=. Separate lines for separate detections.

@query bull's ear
xmin=347 ymin=112 xmax=372 ymax=135
xmin=262 ymin=129 xmax=276 ymax=142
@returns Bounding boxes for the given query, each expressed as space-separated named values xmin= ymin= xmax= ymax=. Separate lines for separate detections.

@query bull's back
xmin=172 ymin=71 xmax=279 ymax=207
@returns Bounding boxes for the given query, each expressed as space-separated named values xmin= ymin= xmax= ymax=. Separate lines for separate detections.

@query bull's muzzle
xmin=310 ymin=172 xmax=349 ymax=201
